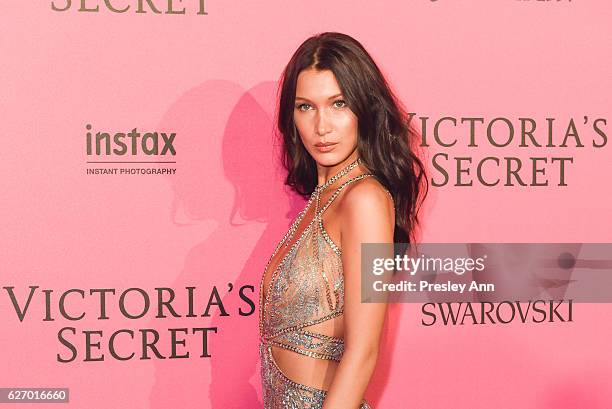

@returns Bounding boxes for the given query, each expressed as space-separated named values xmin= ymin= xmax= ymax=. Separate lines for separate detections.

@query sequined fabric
xmin=260 ymin=344 xmax=371 ymax=409
xmin=259 ymin=170 xmax=374 ymax=409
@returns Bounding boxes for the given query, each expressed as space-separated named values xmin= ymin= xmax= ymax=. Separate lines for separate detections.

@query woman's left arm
xmin=322 ymin=181 xmax=395 ymax=409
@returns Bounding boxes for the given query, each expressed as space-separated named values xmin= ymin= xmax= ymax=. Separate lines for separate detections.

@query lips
xmin=314 ymin=142 xmax=338 ymax=152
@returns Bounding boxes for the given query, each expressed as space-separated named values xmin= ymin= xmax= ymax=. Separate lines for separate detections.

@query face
xmin=293 ymin=68 xmax=359 ymax=168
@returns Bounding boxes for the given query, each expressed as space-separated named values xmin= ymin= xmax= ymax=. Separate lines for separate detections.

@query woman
xmin=259 ymin=32 xmax=427 ymax=408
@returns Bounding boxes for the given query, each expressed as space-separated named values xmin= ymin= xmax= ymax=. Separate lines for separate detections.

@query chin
xmin=311 ymin=155 xmax=334 ymax=166
xmin=309 ymin=150 xmax=353 ymax=167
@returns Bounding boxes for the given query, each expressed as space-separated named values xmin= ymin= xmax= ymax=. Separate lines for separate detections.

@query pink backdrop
xmin=1 ymin=1 xmax=611 ymax=408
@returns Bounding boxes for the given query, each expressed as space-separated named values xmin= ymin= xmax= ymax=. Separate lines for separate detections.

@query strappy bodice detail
xmin=259 ymin=172 xmax=374 ymax=362
xmin=259 ymin=157 xmax=376 ymax=408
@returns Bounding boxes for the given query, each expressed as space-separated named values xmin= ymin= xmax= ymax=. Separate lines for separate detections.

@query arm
xmin=322 ymin=180 xmax=395 ymax=409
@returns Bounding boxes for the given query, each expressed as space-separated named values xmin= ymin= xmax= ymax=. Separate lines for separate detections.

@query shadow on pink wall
xmin=147 ymin=79 xmax=302 ymax=409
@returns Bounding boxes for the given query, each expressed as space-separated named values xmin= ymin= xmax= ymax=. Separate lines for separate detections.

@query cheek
xmin=338 ymin=113 xmax=358 ymax=141
xmin=293 ymin=117 xmax=314 ymax=152
xmin=293 ymin=114 xmax=311 ymax=140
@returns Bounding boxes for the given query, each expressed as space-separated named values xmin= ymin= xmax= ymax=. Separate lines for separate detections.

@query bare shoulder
xmin=339 ymin=176 xmax=395 ymax=227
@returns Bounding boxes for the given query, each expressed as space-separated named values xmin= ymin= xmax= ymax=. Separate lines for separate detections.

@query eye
xmin=296 ymin=103 xmax=312 ymax=112
xmin=333 ymin=100 xmax=347 ymax=109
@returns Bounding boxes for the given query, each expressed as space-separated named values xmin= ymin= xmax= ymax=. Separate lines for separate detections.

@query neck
xmin=316 ymin=150 xmax=360 ymax=187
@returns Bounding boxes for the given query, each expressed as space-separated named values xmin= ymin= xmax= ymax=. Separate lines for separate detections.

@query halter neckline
xmin=314 ymin=157 xmax=362 ymax=193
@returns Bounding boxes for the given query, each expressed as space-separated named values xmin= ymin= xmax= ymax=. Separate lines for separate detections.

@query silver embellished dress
xmin=259 ymin=159 xmax=372 ymax=409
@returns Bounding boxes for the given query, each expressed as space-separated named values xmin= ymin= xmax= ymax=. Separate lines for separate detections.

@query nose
xmin=315 ymin=109 xmax=332 ymax=136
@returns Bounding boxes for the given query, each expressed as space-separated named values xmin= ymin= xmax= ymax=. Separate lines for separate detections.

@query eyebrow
xmin=294 ymin=93 xmax=344 ymax=102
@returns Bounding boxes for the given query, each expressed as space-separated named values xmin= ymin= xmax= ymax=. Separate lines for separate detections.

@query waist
xmin=262 ymin=329 xmax=345 ymax=362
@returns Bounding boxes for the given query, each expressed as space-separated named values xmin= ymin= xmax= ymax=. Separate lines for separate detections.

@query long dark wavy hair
xmin=277 ymin=32 xmax=428 ymax=244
